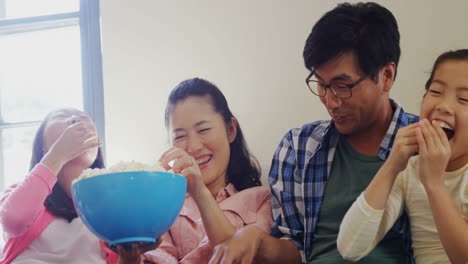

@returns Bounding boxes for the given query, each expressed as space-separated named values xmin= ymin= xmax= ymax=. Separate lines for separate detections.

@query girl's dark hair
xmin=425 ymin=49 xmax=468 ymax=91
xmin=30 ymin=110 xmax=105 ymax=170
xmin=30 ymin=109 xmax=105 ymax=222
xmin=164 ymin=78 xmax=261 ymax=191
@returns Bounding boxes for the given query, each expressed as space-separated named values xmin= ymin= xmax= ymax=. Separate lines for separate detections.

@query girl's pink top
xmin=0 ymin=164 xmax=118 ymax=264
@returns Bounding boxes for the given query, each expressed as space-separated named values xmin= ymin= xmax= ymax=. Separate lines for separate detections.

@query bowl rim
xmin=73 ymin=170 xmax=185 ymax=185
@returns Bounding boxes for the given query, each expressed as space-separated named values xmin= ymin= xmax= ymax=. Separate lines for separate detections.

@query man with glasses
xmin=209 ymin=2 xmax=417 ymax=264
xmin=305 ymin=71 xmax=368 ymax=100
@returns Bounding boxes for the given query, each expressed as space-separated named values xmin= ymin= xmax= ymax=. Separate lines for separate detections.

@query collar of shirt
xmin=180 ymin=183 xmax=237 ymax=217
xmin=179 ymin=184 xmax=267 ymax=226
xmin=215 ymin=183 xmax=237 ymax=202
xmin=321 ymin=99 xmax=418 ymax=160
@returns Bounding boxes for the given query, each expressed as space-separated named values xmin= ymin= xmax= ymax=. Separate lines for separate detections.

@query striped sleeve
xmin=269 ymin=129 xmax=306 ymax=261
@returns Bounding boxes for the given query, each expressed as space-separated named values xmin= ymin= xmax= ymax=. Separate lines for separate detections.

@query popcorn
xmin=75 ymin=160 xmax=167 ymax=182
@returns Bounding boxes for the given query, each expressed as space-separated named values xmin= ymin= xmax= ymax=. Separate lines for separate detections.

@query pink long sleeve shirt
xmin=0 ymin=164 xmax=117 ymax=264
xmin=142 ymin=184 xmax=273 ymax=264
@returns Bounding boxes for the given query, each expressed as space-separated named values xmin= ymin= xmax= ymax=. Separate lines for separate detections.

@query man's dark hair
xmin=303 ymin=2 xmax=400 ymax=80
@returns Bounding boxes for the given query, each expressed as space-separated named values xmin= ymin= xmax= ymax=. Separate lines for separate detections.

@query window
xmin=0 ymin=0 xmax=105 ymax=192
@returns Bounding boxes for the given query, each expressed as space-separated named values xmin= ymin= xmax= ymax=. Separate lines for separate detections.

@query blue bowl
xmin=72 ymin=171 xmax=186 ymax=247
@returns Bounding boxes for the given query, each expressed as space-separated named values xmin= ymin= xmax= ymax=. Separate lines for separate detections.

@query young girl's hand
xmin=42 ymin=116 xmax=100 ymax=174
xmin=386 ymin=123 xmax=419 ymax=173
xmin=159 ymin=146 xmax=205 ymax=197
xmin=416 ymin=119 xmax=451 ymax=187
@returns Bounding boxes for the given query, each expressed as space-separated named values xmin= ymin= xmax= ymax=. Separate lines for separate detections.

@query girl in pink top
xmin=141 ymin=78 xmax=273 ymax=263
xmin=0 ymin=108 xmax=122 ymax=264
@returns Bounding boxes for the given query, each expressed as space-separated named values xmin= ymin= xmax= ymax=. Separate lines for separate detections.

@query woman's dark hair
xmin=303 ymin=2 xmax=400 ymax=80
xmin=30 ymin=109 xmax=105 ymax=170
xmin=425 ymin=49 xmax=468 ymax=91
xmin=164 ymin=78 xmax=262 ymax=191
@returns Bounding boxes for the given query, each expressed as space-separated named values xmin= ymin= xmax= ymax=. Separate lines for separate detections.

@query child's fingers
xmin=67 ymin=115 xmax=81 ymax=125
xmin=80 ymin=115 xmax=97 ymax=130
xmin=425 ymin=119 xmax=440 ymax=145
xmin=418 ymin=119 xmax=437 ymax=149
xmin=422 ymin=119 xmax=449 ymax=153
xmin=431 ymin=120 xmax=451 ymax=148
xmin=82 ymin=130 xmax=98 ymax=140
xmin=408 ymin=143 xmax=419 ymax=155
xmin=399 ymin=123 xmax=419 ymax=136
xmin=82 ymin=131 xmax=98 ymax=144
xmin=403 ymin=122 xmax=420 ymax=129
xmin=394 ymin=123 xmax=419 ymax=147
xmin=393 ymin=125 xmax=419 ymax=154
xmin=83 ymin=136 xmax=101 ymax=149
xmin=64 ymin=121 xmax=90 ymax=139
xmin=415 ymin=126 xmax=427 ymax=154
xmin=401 ymin=135 xmax=419 ymax=145
xmin=401 ymin=141 xmax=419 ymax=151
xmin=64 ymin=120 xmax=82 ymax=133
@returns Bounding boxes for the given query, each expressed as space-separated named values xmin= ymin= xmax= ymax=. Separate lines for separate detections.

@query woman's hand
xmin=209 ymin=225 xmax=264 ymax=264
xmin=159 ymin=146 xmax=206 ymax=197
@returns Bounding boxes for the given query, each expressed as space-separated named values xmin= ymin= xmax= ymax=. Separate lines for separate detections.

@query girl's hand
xmin=386 ymin=123 xmax=419 ymax=173
xmin=159 ymin=146 xmax=205 ymax=197
xmin=42 ymin=116 xmax=100 ymax=174
xmin=416 ymin=119 xmax=451 ymax=187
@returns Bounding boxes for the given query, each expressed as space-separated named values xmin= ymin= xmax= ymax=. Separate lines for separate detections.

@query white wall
xmin=100 ymin=0 xmax=468 ymax=181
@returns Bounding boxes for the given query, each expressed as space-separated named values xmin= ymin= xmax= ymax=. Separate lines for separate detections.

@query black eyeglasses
xmin=305 ymin=70 xmax=368 ymax=99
